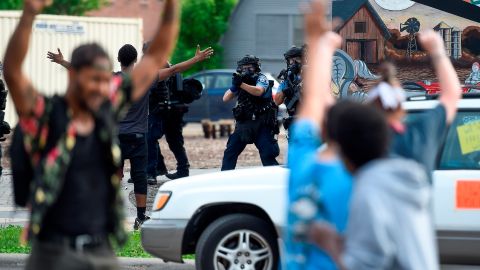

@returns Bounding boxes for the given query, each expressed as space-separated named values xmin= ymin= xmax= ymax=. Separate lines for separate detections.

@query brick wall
xmin=87 ymin=0 xmax=163 ymax=41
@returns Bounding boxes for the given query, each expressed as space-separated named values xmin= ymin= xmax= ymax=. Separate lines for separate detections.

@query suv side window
xmin=193 ymin=74 xmax=215 ymax=90
xmin=439 ymin=111 xmax=480 ymax=170
xmin=214 ymin=74 xmax=232 ymax=89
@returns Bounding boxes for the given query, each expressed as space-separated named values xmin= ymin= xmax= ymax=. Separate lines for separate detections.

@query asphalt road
xmin=1 ymin=254 xmax=479 ymax=270
xmin=0 ymin=254 xmax=195 ymax=270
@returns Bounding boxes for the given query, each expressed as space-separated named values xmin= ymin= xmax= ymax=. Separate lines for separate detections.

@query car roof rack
xmin=406 ymin=93 xmax=480 ymax=101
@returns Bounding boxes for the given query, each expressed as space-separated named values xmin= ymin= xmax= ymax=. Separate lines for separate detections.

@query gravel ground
xmin=0 ymin=123 xmax=288 ymax=172
xmin=155 ymin=129 xmax=288 ymax=170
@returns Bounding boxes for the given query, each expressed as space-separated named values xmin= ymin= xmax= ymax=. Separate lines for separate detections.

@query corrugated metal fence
xmin=0 ymin=11 xmax=143 ymax=125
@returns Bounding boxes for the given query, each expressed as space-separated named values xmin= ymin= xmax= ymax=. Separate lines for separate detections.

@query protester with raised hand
xmin=304 ymin=29 xmax=446 ymax=270
xmin=47 ymin=48 xmax=70 ymax=69
xmin=284 ymin=1 xmax=350 ymax=269
xmin=367 ymin=30 xmax=462 ymax=180
xmin=4 ymin=0 xmax=179 ymax=269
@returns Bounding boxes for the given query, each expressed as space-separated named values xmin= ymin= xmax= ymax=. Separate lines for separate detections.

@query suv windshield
xmin=439 ymin=111 xmax=480 ymax=170
xmin=406 ymin=110 xmax=480 ymax=170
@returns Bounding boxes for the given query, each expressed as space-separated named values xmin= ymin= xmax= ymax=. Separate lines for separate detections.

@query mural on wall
xmin=331 ymin=0 xmax=480 ymax=97
xmin=464 ymin=0 xmax=480 ymax=7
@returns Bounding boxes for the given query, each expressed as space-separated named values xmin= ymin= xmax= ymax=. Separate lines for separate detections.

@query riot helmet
xmin=237 ymin=55 xmax=261 ymax=74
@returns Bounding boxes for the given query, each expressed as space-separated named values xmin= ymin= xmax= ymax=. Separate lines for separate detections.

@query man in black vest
xmin=221 ymin=55 xmax=280 ymax=170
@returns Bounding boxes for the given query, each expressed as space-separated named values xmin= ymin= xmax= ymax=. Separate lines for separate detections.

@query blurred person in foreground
xmin=284 ymin=1 xmax=351 ymax=269
xmin=367 ymin=34 xmax=462 ymax=181
xmin=48 ymin=44 xmax=151 ymax=230
xmin=4 ymin=0 xmax=179 ymax=269
xmin=287 ymin=1 xmax=441 ymax=269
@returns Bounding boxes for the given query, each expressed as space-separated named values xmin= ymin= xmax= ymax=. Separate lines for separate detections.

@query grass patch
xmin=0 ymin=226 xmax=194 ymax=260
xmin=113 ymin=230 xmax=152 ymax=258
xmin=0 ymin=225 xmax=30 ymax=254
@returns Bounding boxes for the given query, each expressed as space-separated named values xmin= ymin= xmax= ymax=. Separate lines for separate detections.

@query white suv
xmin=141 ymin=95 xmax=480 ymax=270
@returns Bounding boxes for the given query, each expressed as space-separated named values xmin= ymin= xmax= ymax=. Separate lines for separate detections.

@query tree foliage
xmin=0 ymin=0 xmax=106 ymax=16
xmin=172 ymin=0 xmax=238 ymax=75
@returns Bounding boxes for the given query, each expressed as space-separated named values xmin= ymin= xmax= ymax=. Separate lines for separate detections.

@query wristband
xmin=230 ymin=85 xmax=239 ymax=93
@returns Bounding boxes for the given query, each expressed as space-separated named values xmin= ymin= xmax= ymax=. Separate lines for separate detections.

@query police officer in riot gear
xmin=221 ymin=55 xmax=279 ymax=171
xmin=0 ymin=62 xmax=11 ymax=175
xmin=274 ymin=46 xmax=305 ymax=133
xmin=146 ymin=43 xmax=212 ymax=183
xmin=147 ymin=71 xmax=190 ymax=182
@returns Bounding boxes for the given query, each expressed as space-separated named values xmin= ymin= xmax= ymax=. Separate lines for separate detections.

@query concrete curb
xmin=0 ymin=253 xmax=194 ymax=266
xmin=118 ymin=257 xmax=194 ymax=266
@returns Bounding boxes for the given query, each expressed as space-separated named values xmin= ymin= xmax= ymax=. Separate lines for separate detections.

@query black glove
xmin=289 ymin=63 xmax=301 ymax=75
xmin=242 ymin=74 xmax=258 ymax=86
xmin=283 ymin=87 xmax=295 ymax=97
xmin=232 ymin=73 xmax=243 ymax=87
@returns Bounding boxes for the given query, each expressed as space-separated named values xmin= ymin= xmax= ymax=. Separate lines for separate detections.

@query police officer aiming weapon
xmin=274 ymin=46 xmax=305 ymax=133
xmin=221 ymin=55 xmax=280 ymax=171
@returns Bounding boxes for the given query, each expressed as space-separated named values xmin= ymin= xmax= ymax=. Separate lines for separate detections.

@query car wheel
xmin=195 ymin=214 xmax=279 ymax=270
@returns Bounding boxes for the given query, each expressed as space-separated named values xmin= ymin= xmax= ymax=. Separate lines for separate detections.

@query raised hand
xmin=418 ymin=30 xmax=446 ymax=56
xmin=23 ymin=0 xmax=53 ymax=15
xmin=47 ymin=48 xmax=64 ymax=64
xmin=195 ymin=45 xmax=214 ymax=61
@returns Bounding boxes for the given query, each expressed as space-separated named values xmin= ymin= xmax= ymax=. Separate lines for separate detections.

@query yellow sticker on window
xmin=457 ymin=121 xmax=480 ymax=155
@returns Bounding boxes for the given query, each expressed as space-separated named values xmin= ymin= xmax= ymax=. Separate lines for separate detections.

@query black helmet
xmin=237 ymin=55 xmax=261 ymax=72
xmin=181 ymin=78 xmax=203 ymax=104
xmin=284 ymin=46 xmax=304 ymax=60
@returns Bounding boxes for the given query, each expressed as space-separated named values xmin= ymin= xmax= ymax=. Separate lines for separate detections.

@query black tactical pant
xmin=147 ymin=109 xmax=189 ymax=176
xmin=221 ymin=124 xmax=279 ymax=171
xmin=119 ymin=133 xmax=147 ymax=195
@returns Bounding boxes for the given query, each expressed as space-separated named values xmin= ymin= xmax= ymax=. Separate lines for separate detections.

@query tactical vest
xmin=233 ymin=76 xmax=273 ymax=122
xmin=149 ymin=75 xmax=186 ymax=113
xmin=283 ymin=74 xmax=302 ymax=117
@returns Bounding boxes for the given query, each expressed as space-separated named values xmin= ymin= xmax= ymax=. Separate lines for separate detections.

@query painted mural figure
xmin=331 ymin=49 xmax=379 ymax=100
xmin=465 ymin=62 xmax=480 ymax=86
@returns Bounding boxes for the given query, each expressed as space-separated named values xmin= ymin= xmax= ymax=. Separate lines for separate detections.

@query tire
xmin=195 ymin=213 xmax=279 ymax=270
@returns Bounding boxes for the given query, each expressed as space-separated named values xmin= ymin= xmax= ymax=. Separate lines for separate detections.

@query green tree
xmin=0 ymin=0 xmax=106 ymax=16
xmin=172 ymin=0 xmax=237 ymax=75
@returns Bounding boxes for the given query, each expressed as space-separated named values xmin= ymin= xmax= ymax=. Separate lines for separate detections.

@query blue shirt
xmin=285 ymin=120 xmax=352 ymax=270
